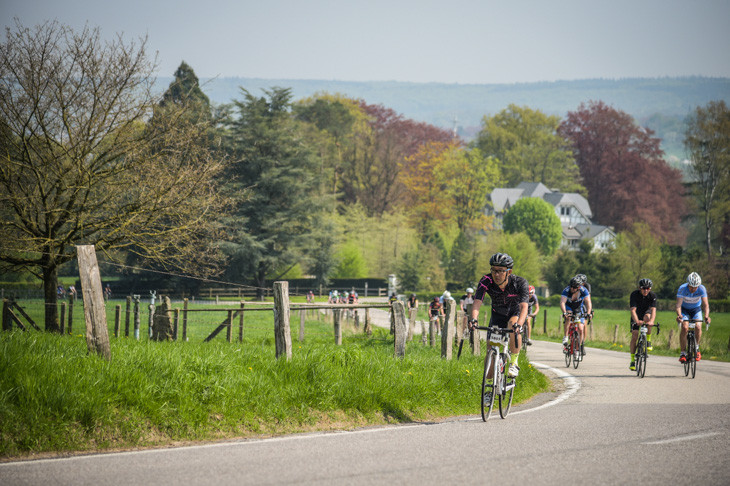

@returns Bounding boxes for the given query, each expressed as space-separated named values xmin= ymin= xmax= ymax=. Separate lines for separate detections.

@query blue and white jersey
xmin=676 ymin=283 xmax=707 ymax=311
xmin=561 ymin=285 xmax=590 ymax=313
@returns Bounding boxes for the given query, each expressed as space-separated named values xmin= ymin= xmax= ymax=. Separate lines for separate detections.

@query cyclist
xmin=629 ymin=278 xmax=657 ymax=371
xmin=407 ymin=293 xmax=419 ymax=313
xmin=468 ymin=253 xmax=529 ymax=378
xmin=460 ymin=287 xmax=475 ymax=313
xmin=560 ymin=276 xmax=592 ymax=356
xmin=525 ymin=285 xmax=539 ymax=346
xmin=676 ymin=272 xmax=711 ymax=363
xmin=429 ymin=296 xmax=445 ymax=334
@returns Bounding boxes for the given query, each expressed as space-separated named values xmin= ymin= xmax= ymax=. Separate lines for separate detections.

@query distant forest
xmin=155 ymin=75 xmax=730 ymax=161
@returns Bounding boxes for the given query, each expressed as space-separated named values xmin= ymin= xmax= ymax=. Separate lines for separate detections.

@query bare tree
xmin=0 ymin=20 xmax=223 ymax=331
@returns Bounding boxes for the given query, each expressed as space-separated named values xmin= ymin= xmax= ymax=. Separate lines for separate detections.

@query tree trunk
xmin=42 ymin=263 xmax=60 ymax=332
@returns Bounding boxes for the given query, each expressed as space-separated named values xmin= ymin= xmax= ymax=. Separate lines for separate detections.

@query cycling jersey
xmin=474 ymin=273 xmax=529 ymax=326
xmin=676 ymin=283 xmax=707 ymax=311
xmin=429 ymin=301 xmax=443 ymax=317
xmin=561 ymin=285 xmax=590 ymax=315
xmin=629 ymin=289 xmax=656 ymax=323
xmin=527 ymin=294 xmax=538 ymax=314
xmin=460 ymin=293 xmax=474 ymax=312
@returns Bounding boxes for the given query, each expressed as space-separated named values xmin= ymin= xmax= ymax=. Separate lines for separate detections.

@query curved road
xmin=2 ymin=341 xmax=729 ymax=485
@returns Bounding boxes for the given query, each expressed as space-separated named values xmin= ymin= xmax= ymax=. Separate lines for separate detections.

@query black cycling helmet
xmin=489 ymin=252 xmax=514 ymax=268
xmin=638 ymin=278 xmax=652 ymax=289
xmin=569 ymin=276 xmax=581 ymax=288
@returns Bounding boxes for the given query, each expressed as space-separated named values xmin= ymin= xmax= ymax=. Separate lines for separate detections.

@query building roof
xmin=543 ymin=192 xmax=593 ymax=219
xmin=490 ymin=188 xmax=525 ymax=213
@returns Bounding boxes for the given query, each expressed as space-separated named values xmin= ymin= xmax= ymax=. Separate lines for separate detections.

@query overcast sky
xmin=3 ymin=0 xmax=730 ymax=84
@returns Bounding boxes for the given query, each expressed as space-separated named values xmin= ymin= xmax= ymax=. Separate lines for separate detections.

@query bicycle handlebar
xmin=475 ymin=326 xmax=515 ymax=334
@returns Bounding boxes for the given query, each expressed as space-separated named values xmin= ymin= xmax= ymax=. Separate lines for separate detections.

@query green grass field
xmin=0 ymin=297 xmax=549 ymax=459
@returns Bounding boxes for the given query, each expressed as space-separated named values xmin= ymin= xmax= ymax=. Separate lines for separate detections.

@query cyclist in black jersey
xmin=629 ymin=278 xmax=657 ymax=371
xmin=525 ymin=285 xmax=539 ymax=345
xmin=468 ymin=253 xmax=529 ymax=378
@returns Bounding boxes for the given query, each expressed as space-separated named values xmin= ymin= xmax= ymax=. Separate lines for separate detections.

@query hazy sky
xmin=3 ymin=0 xmax=729 ymax=84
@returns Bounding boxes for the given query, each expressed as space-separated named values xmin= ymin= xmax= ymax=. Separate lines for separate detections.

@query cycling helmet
xmin=638 ymin=278 xmax=652 ymax=289
xmin=442 ymin=290 xmax=451 ymax=299
xmin=569 ymin=276 xmax=581 ymax=288
xmin=575 ymin=274 xmax=587 ymax=285
xmin=687 ymin=272 xmax=701 ymax=287
xmin=466 ymin=287 xmax=474 ymax=294
xmin=528 ymin=285 xmax=535 ymax=294
xmin=489 ymin=252 xmax=514 ymax=268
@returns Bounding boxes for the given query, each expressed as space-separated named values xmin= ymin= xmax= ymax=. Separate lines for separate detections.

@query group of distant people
xmin=327 ymin=289 xmax=359 ymax=305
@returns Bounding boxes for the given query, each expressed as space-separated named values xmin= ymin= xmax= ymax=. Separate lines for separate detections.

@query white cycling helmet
xmin=687 ymin=272 xmax=701 ymax=287
xmin=466 ymin=287 xmax=474 ymax=294
xmin=442 ymin=290 xmax=451 ymax=299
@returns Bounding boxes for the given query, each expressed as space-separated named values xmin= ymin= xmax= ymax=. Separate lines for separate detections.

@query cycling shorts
xmin=488 ymin=309 xmax=520 ymax=329
xmin=680 ymin=307 xmax=703 ymax=322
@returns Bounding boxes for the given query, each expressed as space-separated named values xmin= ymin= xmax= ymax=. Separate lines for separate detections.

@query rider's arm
xmin=516 ymin=301 xmax=528 ymax=328
xmin=675 ymin=297 xmax=684 ymax=321
xmin=648 ymin=307 xmax=656 ymax=325
xmin=630 ymin=306 xmax=640 ymax=324
xmin=533 ymin=298 xmax=540 ymax=316
xmin=584 ymin=295 xmax=592 ymax=315
xmin=702 ymin=295 xmax=711 ymax=324
xmin=469 ymin=299 xmax=483 ymax=326
xmin=560 ymin=295 xmax=568 ymax=314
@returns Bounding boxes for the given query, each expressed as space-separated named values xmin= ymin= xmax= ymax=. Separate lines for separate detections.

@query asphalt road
xmin=2 ymin=340 xmax=729 ymax=485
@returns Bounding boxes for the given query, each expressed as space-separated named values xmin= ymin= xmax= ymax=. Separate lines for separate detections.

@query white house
xmin=487 ymin=181 xmax=616 ymax=251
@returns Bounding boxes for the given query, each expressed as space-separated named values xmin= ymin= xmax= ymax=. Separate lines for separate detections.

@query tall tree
xmin=684 ymin=100 xmax=730 ymax=257
xmin=0 ymin=20 xmax=223 ymax=331
xmin=340 ymin=102 xmax=453 ymax=215
xmin=559 ymin=101 xmax=687 ymax=244
xmin=610 ymin=222 xmax=664 ymax=293
xmin=220 ymin=87 xmax=324 ymax=298
xmin=502 ymin=197 xmax=562 ymax=255
xmin=472 ymin=104 xmax=585 ymax=194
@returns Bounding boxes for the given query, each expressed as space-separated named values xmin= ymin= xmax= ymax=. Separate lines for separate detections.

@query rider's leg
xmin=679 ymin=321 xmax=688 ymax=353
xmin=629 ymin=328 xmax=638 ymax=354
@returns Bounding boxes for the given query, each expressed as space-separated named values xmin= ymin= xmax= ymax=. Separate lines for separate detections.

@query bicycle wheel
xmin=520 ymin=325 xmax=528 ymax=355
xmin=481 ymin=349 xmax=497 ymax=421
xmin=636 ymin=339 xmax=646 ymax=378
xmin=564 ymin=335 xmax=572 ymax=367
xmin=499 ymin=371 xmax=515 ymax=418
xmin=572 ymin=332 xmax=581 ymax=369
xmin=689 ymin=338 xmax=697 ymax=379
xmin=684 ymin=336 xmax=692 ymax=377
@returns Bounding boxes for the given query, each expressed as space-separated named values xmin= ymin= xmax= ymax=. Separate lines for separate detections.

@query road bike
xmin=634 ymin=322 xmax=660 ymax=378
xmin=476 ymin=326 xmax=516 ymax=421
xmin=562 ymin=312 xmax=584 ymax=369
xmin=682 ymin=319 xmax=704 ymax=379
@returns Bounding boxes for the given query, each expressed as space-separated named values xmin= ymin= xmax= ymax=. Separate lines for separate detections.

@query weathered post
xmin=273 ymin=281 xmax=292 ymax=360
xmin=2 ymin=299 xmax=11 ymax=331
xmin=471 ymin=304 xmax=480 ymax=356
xmin=393 ymin=300 xmax=407 ymax=358
xmin=174 ymin=308 xmax=180 ymax=341
xmin=226 ymin=310 xmax=233 ymax=343
xmin=667 ymin=328 xmax=675 ymax=350
xmin=133 ymin=295 xmax=141 ymax=340
xmin=114 ymin=305 xmax=121 ymax=338
xmin=182 ymin=298 xmax=189 ymax=341
xmin=299 ymin=308 xmax=305 ymax=342
xmin=67 ymin=295 xmax=74 ymax=334
xmin=441 ymin=299 xmax=455 ymax=359
xmin=364 ymin=308 xmax=372 ymax=336
xmin=238 ymin=302 xmax=245 ymax=342
xmin=76 ymin=245 xmax=111 ymax=360
xmin=613 ymin=324 xmax=619 ymax=344
xmin=543 ymin=309 xmax=547 ymax=334
xmin=59 ymin=302 xmax=67 ymax=334
xmin=407 ymin=308 xmax=417 ymax=341
xmin=333 ymin=309 xmax=342 ymax=345
xmin=125 ymin=296 xmax=131 ymax=337
xmin=152 ymin=296 xmax=173 ymax=341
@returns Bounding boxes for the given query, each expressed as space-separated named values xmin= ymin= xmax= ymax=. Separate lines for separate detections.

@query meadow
xmin=0 ymin=297 xmax=549 ymax=459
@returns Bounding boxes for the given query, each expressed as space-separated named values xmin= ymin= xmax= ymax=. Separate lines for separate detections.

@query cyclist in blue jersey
xmin=676 ymin=272 xmax=711 ymax=363
xmin=560 ymin=276 xmax=592 ymax=356
xmin=468 ymin=253 xmax=529 ymax=378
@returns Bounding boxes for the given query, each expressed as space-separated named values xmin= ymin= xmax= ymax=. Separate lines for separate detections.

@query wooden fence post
xmin=59 ymin=302 xmax=67 ymax=334
xmin=174 ymin=308 xmax=180 ymax=341
xmin=441 ymin=299 xmax=455 ymax=359
xmin=273 ymin=281 xmax=292 ymax=360
xmin=239 ymin=302 xmax=245 ymax=342
xmin=76 ymin=245 xmax=111 ymax=360
xmin=114 ymin=305 xmax=121 ymax=338
xmin=133 ymin=296 xmax=141 ymax=340
xmin=333 ymin=309 xmax=342 ymax=345
xmin=2 ymin=299 xmax=11 ymax=331
xmin=183 ymin=298 xmax=189 ymax=341
xmin=67 ymin=296 xmax=74 ymax=335
xmin=125 ymin=296 xmax=131 ymax=337
xmin=407 ymin=308 xmax=417 ymax=341
xmin=667 ymin=328 xmax=674 ymax=350
xmin=543 ymin=309 xmax=547 ymax=334
xmin=364 ymin=308 xmax=372 ymax=336
xmin=613 ymin=324 xmax=619 ymax=344
xmin=226 ymin=310 xmax=233 ymax=343
xmin=393 ymin=300 xmax=407 ymax=358
xmin=299 ymin=308 xmax=305 ymax=342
